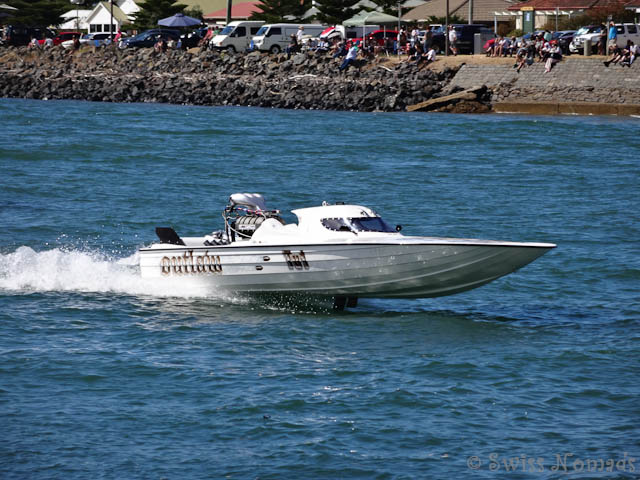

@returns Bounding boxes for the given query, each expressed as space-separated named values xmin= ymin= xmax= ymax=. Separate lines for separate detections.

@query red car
xmin=350 ymin=30 xmax=399 ymax=48
xmin=38 ymin=31 xmax=83 ymax=46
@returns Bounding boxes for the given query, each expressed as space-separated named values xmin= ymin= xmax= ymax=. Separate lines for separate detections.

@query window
xmin=235 ymin=26 xmax=246 ymax=36
xmin=321 ymin=218 xmax=354 ymax=232
xmin=268 ymin=27 xmax=281 ymax=36
xmin=628 ymin=25 xmax=637 ymax=34
xmin=250 ymin=27 xmax=261 ymax=35
xmin=321 ymin=217 xmax=396 ymax=233
xmin=349 ymin=217 xmax=396 ymax=233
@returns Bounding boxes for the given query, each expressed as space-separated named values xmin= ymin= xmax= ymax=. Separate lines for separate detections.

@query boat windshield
xmin=321 ymin=217 xmax=395 ymax=233
xmin=349 ymin=217 xmax=396 ymax=232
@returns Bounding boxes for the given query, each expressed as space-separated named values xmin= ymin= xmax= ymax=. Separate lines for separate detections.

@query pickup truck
xmin=570 ymin=23 xmax=640 ymax=54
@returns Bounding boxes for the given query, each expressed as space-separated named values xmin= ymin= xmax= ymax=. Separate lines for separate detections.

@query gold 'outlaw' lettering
xmin=160 ymin=250 xmax=222 ymax=276
xmin=283 ymin=250 xmax=309 ymax=270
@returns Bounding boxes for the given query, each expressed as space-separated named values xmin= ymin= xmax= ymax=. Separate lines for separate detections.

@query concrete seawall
xmin=449 ymin=57 xmax=640 ymax=116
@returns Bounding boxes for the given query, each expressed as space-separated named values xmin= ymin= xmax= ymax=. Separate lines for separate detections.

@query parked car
xmin=569 ymin=24 xmax=603 ymax=54
xmin=4 ymin=26 xmax=56 ymax=46
xmin=42 ymin=31 xmax=83 ymax=46
xmin=118 ymin=28 xmax=180 ymax=48
xmin=432 ymin=24 xmax=494 ymax=54
xmin=609 ymin=23 xmax=640 ymax=49
xmin=61 ymin=32 xmax=113 ymax=49
xmin=350 ymin=29 xmax=398 ymax=48
xmin=253 ymin=23 xmax=328 ymax=54
xmin=211 ymin=21 xmax=264 ymax=52
xmin=180 ymin=26 xmax=208 ymax=49
xmin=552 ymin=30 xmax=576 ymax=54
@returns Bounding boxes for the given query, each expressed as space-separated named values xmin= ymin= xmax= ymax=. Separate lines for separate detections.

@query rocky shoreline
xmin=2 ymin=46 xmax=638 ymax=114
xmin=0 ymin=45 xmax=488 ymax=112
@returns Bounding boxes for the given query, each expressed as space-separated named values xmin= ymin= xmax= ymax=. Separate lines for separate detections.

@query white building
xmin=59 ymin=9 xmax=92 ymax=30
xmin=85 ymin=0 xmax=140 ymax=34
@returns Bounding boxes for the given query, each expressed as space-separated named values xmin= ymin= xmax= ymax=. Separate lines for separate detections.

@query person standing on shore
xmin=608 ymin=21 xmax=617 ymax=54
xmin=423 ymin=26 xmax=432 ymax=53
xmin=598 ymin=23 xmax=606 ymax=55
xmin=448 ymin=25 xmax=458 ymax=56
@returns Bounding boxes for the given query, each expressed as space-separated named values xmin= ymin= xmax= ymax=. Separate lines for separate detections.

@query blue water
xmin=1 ymin=98 xmax=639 ymax=479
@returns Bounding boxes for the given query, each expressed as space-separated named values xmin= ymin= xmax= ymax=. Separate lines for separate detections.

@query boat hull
xmin=138 ymin=241 xmax=554 ymax=298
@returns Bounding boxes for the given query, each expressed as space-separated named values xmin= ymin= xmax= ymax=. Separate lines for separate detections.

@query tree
xmin=131 ymin=0 xmax=187 ymax=30
xmin=315 ymin=0 xmax=360 ymax=25
xmin=372 ymin=0 xmax=400 ymax=17
xmin=4 ymin=0 xmax=69 ymax=27
xmin=251 ymin=0 xmax=310 ymax=23
xmin=184 ymin=5 xmax=203 ymax=21
xmin=424 ymin=14 xmax=466 ymax=25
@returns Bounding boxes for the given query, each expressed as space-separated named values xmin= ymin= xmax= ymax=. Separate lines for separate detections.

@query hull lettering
xmin=283 ymin=250 xmax=309 ymax=270
xmin=161 ymin=250 xmax=222 ymax=276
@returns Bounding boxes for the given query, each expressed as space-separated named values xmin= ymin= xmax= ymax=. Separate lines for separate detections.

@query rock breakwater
xmin=0 ymin=46 xmax=479 ymax=112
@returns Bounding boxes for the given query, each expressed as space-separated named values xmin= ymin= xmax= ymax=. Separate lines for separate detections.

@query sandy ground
xmin=377 ymin=52 xmax=608 ymax=72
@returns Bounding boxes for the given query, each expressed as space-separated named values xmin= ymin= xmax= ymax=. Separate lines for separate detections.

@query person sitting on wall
xmin=199 ymin=26 xmax=213 ymax=49
xmin=544 ymin=40 xmax=562 ymax=73
xmin=332 ymin=41 xmax=347 ymax=58
xmin=154 ymin=36 xmax=166 ymax=53
xmin=484 ymin=37 xmax=496 ymax=57
xmin=514 ymin=40 xmax=534 ymax=72
xmin=285 ymin=34 xmax=299 ymax=58
xmin=338 ymin=42 xmax=359 ymax=71
xmin=411 ymin=42 xmax=424 ymax=65
xmin=603 ymin=44 xmax=624 ymax=67
xmin=425 ymin=46 xmax=437 ymax=64
xmin=618 ymin=40 xmax=637 ymax=67
xmin=628 ymin=41 xmax=638 ymax=66
xmin=492 ymin=36 xmax=504 ymax=57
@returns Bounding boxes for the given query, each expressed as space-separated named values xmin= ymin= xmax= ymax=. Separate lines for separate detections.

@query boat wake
xmin=0 ymin=246 xmax=233 ymax=299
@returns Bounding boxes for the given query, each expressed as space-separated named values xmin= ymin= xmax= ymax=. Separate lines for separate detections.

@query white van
xmin=253 ymin=23 xmax=329 ymax=53
xmin=320 ymin=25 xmax=378 ymax=41
xmin=211 ymin=21 xmax=265 ymax=53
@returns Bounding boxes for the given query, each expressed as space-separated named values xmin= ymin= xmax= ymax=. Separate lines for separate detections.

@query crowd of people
xmin=8 ymin=19 xmax=637 ymax=75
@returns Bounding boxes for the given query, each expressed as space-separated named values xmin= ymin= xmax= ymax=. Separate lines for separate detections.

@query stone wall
xmin=450 ymin=59 xmax=640 ymax=105
xmin=2 ymin=46 xmax=638 ymax=114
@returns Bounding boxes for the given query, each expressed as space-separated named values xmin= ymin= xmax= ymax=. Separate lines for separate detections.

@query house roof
xmin=62 ymin=9 xmax=92 ymax=19
xmin=203 ymin=1 xmax=262 ymax=20
xmin=506 ymin=0 xmax=629 ymax=9
xmin=86 ymin=1 xmax=130 ymax=24
xmin=403 ymin=0 xmax=519 ymax=21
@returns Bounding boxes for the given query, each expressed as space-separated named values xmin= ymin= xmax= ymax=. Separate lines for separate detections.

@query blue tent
xmin=158 ymin=13 xmax=201 ymax=28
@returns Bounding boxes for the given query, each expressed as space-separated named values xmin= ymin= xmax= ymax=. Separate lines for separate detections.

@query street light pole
xmin=445 ymin=0 xmax=449 ymax=56
xmin=110 ymin=0 xmax=114 ymax=41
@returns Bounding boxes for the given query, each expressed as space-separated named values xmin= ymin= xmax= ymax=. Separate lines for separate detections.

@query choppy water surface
xmin=1 ymin=99 xmax=638 ymax=479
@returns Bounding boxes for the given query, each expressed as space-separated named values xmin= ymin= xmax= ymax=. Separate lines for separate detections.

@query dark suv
xmin=118 ymin=28 xmax=180 ymax=48
xmin=3 ymin=26 xmax=56 ymax=46
xmin=433 ymin=24 xmax=495 ymax=54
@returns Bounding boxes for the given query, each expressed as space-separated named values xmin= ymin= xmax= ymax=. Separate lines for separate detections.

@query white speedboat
xmin=139 ymin=193 xmax=555 ymax=308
